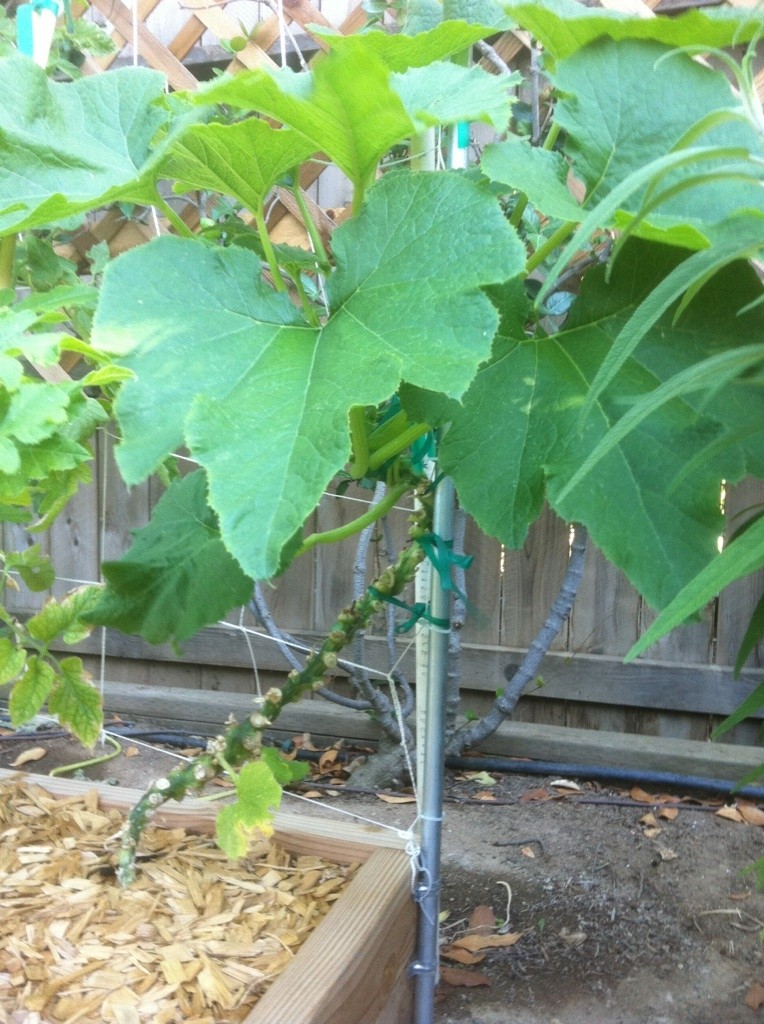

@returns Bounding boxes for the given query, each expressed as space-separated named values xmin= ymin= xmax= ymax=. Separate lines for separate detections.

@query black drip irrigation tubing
xmin=2 ymin=718 xmax=763 ymax=803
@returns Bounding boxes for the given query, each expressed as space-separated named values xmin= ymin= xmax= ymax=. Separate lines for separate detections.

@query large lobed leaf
xmin=85 ymin=470 xmax=254 ymax=646
xmin=192 ymin=28 xmax=514 ymax=192
xmin=93 ymin=171 xmax=525 ymax=581
xmin=162 ymin=121 xmax=316 ymax=216
xmin=551 ymin=39 xmax=764 ymax=248
xmin=504 ymin=0 xmax=764 ymax=61
xmin=419 ymin=239 xmax=763 ymax=610
xmin=0 ymin=58 xmax=173 ymax=236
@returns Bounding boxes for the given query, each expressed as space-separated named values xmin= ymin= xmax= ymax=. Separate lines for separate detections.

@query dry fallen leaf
xmin=738 ymin=804 xmax=764 ymax=827
xmin=640 ymin=812 xmax=659 ymax=827
xmin=716 ymin=805 xmax=745 ymax=823
xmin=559 ymin=929 xmax=587 ymax=946
xmin=376 ymin=793 xmax=417 ymax=804
xmin=643 ymin=826 xmax=662 ymax=839
xmin=630 ymin=786 xmax=655 ymax=803
xmin=520 ymin=787 xmax=552 ymax=802
xmin=521 ymin=846 xmax=536 ymax=858
xmin=300 ymin=790 xmax=322 ymax=799
xmin=461 ymin=770 xmax=497 ymax=786
xmin=467 ymin=905 xmax=497 ymax=935
xmin=745 ymin=981 xmax=764 ymax=1011
xmin=658 ymin=807 xmax=679 ymax=821
xmin=472 ymin=790 xmax=497 ymax=802
xmin=440 ymin=945 xmax=485 ymax=965
xmin=453 ymin=932 xmax=523 ymax=952
xmin=124 ymin=746 xmax=140 ymax=758
xmin=9 ymin=746 xmax=47 ymax=767
xmin=439 ymin=967 xmax=491 ymax=988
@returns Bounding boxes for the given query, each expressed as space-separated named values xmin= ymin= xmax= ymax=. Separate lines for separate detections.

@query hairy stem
xmin=0 ymin=236 xmax=15 ymax=291
xmin=117 ymin=479 xmax=431 ymax=885
xmin=348 ymin=405 xmax=370 ymax=479
xmin=526 ymin=220 xmax=577 ymax=276
xmin=254 ymin=204 xmax=288 ymax=293
xmin=446 ymin=524 xmax=587 ymax=755
xmin=367 ymin=423 xmax=430 ymax=471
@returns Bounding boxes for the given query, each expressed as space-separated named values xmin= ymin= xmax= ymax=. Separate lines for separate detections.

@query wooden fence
xmin=5 ymin=439 xmax=763 ymax=746
xmin=4 ymin=0 xmax=763 ymax=752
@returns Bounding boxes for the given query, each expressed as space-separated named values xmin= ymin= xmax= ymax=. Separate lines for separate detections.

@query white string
xmin=283 ymin=788 xmax=413 ymax=839
xmin=238 ymin=605 xmax=262 ymax=698
xmin=385 ymin=638 xmax=420 ymax=803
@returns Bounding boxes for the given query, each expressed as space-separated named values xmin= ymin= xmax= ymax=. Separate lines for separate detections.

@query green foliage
xmin=192 ymin=26 xmax=514 ymax=199
xmin=85 ymin=470 xmax=254 ymax=646
xmin=0 ymin=58 xmax=176 ymax=236
xmin=215 ymin=760 xmax=286 ymax=858
xmin=416 ymin=241 xmax=762 ymax=609
xmin=503 ymin=0 xmax=764 ymax=60
xmin=550 ymin=39 xmax=763 ymax=248
xmin=93 ymin=173 xmax=524 ymax=580
xmin=0 ymin=0 xmax=761 ymax=867
xmin=47 ymin=657 xmax=102 ymax=748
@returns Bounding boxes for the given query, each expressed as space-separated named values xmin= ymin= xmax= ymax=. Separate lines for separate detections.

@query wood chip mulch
xmin=0 ymin=778 xmax=358 ymax=1024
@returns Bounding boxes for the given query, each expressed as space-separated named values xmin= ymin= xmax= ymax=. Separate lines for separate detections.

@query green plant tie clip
xmin=368 ymin=587 xmax=449 ymax=634
xmin=418 ymin=532 xmax=473 ymax=606
xmin=411 ymin=432 xmax=436 ymax=474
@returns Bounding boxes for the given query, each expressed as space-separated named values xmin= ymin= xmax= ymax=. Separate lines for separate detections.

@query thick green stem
xmin=254 ymin=205 xmax=288 ymax=293
xmin=292 ymin=178 xmax=329 ymax=266
xmin=0 ymin=236 xmax=16 ymax=291
xmin=525 ymin=220 xmax=577 ymax=275
xmin=368 ymin=423 xmax=430 ymax=471
xmin=117 ymin=479 xmax=431 ymax=886
xmin=154 ymin=197 xmax=195 ymax=239
xmin=296 ymin=479 xmax=410 ymax=556
xmin=291 ymin=272 xmax=320 ymax=327
xmin=348 ymin=405 xmax=370 ymax=479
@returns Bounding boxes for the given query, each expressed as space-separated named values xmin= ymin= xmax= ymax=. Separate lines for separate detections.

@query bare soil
xmin=2 ymin=726 xmax=763 ymax=1024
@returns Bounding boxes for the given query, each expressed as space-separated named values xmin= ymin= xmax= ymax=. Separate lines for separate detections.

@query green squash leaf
xmin=193 ymin=27 xmax=514 ymax=191
xmin=4 ymin=544 xmax=55 ymax=592
xmin=84 ymin=470 xmax=254 ymax=646
xmin=216 ymin=760 xmax=284 ymax=858
xmin=552 ymin=40 xmax=764 ymax=247
xmin=48 ymin=657 xmax=102 ymax=748
xmin=439 ymin=239 xmax=763 ymax=610
xmin=504 ymin=0 xmax=764 ymax=61
xmin=0 ymin=58 xmax=173 ymax=236
xmin=262 ymin=746 xmax=311 ymax=784
xmin=94 ymin=171 xmax=524 ymax=580
xmin=480 ymin=136 xmax=584 ymax=221
xmin=27 ymin=587 xmax=102 ymax=645
xmin=313 ymin=20 xmax=504 ymax=72
xmin=9 ymin=656 xmax=55 ymax=726
xmin=0 ymin=638 xmax=27 ymax=687
xmin=392 ymin=62 xmax=518 ymax=133
xmin=163 ymin=120 xmax=316 ymax=215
